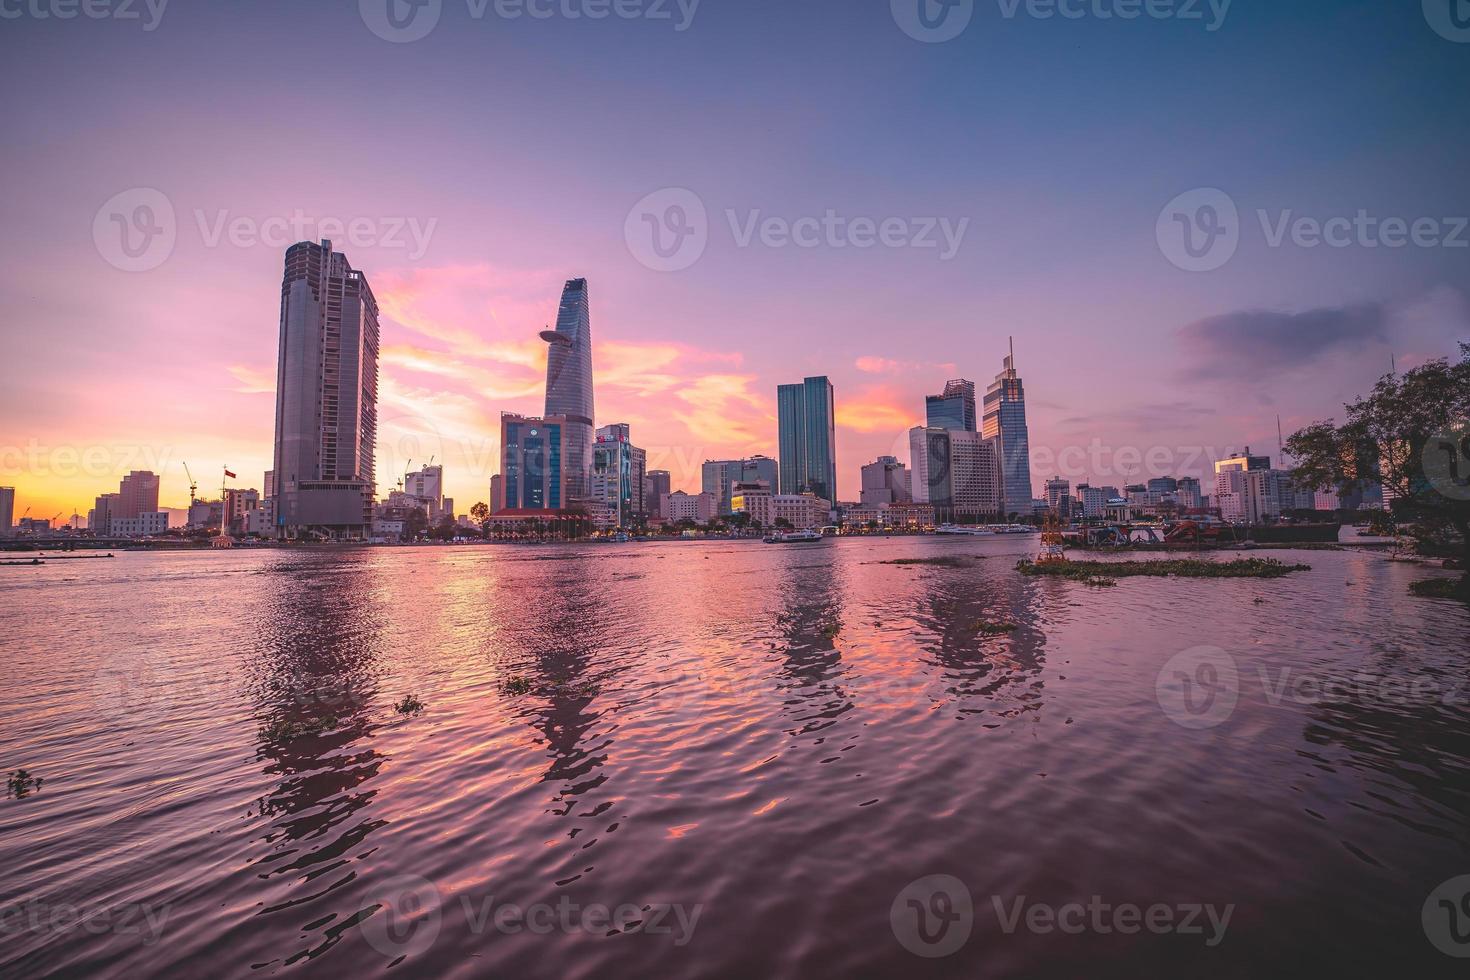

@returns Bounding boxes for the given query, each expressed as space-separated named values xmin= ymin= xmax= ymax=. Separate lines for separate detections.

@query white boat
xmin=935 ymin=524 xmax=995 ymax=536
xmin=763 ymin=529 xmax=824 ymax=544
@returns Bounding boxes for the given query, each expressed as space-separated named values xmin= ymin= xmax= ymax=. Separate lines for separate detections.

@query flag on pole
xmin=224 ymin=469 xmax=237 ymax=479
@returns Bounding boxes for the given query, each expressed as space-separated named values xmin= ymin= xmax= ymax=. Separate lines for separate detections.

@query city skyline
xmin=2 ymin=3 xmax=1468 ymax=518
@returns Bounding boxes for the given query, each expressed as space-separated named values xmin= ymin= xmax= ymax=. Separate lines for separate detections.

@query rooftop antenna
xmin=1277 ymin=415 xmax=1284 ymax=464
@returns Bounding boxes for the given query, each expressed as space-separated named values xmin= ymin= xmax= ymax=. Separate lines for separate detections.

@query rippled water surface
xmin=2 ymin=538 xmax=1468 ymax=978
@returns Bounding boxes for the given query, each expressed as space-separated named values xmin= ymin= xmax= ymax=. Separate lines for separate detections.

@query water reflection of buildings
xmin=769 ymin=556 xmax=855 ymax=739
xmin=911 ymin=563 xmax=1048 ymax=720
xmin=245 ymin=556 xmax=389 ymax=960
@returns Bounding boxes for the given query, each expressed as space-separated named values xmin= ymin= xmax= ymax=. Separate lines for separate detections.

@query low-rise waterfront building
xmin=110 ymin=511 xmax=170 ymax=537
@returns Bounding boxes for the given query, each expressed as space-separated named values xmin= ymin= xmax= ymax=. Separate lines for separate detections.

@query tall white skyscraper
xmin=271 ymin=240 xmax=380 ymax=538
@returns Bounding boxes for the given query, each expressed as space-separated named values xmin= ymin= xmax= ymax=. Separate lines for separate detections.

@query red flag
xmin=224 ymin=469 xmax=237 ymax=479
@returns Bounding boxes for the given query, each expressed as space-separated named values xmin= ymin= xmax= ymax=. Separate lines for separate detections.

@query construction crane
xmin=182 ymin=462 xmax=198 ymax=506
xmin=397 ymin=458 xmax=412 ymax=493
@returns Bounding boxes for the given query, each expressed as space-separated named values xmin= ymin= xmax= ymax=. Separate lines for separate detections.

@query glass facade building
xmin=540 ymin=278 xmax=594 ymax=503
xmin=981 ymin=343 xmax=1033 ymax=518
xmin=592 ymin=423 xmax=646 ymax=527
xmin=500 ymin=414 xmax=566 ymax=511
xmin=777 ymin=376 xmax=837 ymax=505
xmin=925 ymin=379 xmax=977 ymax=432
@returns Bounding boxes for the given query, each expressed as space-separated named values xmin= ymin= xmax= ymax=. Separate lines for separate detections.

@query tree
xmin=404 ymin=508 xmax=429 ymax=541
xmin=775 ymin=517 xmax=793 ymax=530
xmin=1286 ymin=343 xmax=1470 ymax=591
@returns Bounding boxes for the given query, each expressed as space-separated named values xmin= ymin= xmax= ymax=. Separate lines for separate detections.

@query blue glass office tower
xmin=540 ymin=278 xmax=594 ymax=502
xmin=981 ymin=341 xmax=1033 ymax=517
xmin=777 ymin=376 xmax=837 ymax=504
xmin=499 ymin=413 xmax=566 ymax=510
xmin=925 ymin=379 xmax=977 ymax=432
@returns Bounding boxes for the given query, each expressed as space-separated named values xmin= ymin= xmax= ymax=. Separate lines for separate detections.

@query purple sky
xmin=1 ymin=0 xmax=1467 ymax=516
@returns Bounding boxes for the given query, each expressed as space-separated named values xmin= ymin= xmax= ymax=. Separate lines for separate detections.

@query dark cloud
xmin=1178 ymin=304 xmax=1388 ymax=382
xmin=1056 ymin=401 xmax=1216 ymax=431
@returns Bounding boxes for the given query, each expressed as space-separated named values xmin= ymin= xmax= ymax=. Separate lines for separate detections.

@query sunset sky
xmin=2 ymin=0 xmax=1468 ymax=520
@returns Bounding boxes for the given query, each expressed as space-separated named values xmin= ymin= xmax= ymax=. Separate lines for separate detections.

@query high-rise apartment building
xmin=702 ymin=455 xmax=780 ymax=514
xmin=644 ymin=470 xmax=672 ymax=519
xmin=0 ymin=487 xmax=13 ymax=537
xmin=908 ymin=426 xmax=952 ymax=512
xmin=592 ymin=423 xmax=646 ymax=527
xmin=1075 ymin=483 xmax=1107 ymax=518
xmin=1176 ymin=477 xmax=1203 ymax=509
xmin=777 ymin=376 xmax=837 ymax=505
xmin=948 ymin=431 xmax=1004 ymax=518
xmin=981 ymin=341 xmax=1033 ymax=517
xmin=402 ymin=463 xmax=451 ymax=520
xmin=271 ymin=240 xmax=380 ymax=538
xmin=1045 ymin=476 xmax=1072 ymax=517
xmin=925 ymin=379 xmax=977 ymax=432
xmin=116 ymin=470 xmax=160 ymax=519
xmin=860 ymin=456 xmax=911 ymax=506
xmin=497 ymin=413 xmax=570 ymax=512
xmin=541 ymin=278 xmax=594 ymax=503
xmin=92 ymin=493 xmax=118 ymax=535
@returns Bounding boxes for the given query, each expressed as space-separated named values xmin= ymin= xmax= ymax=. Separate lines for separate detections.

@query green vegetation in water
xmin=1409 ymin=577 xmax=1470 ymax=601
xmin=501 ymin=676 xmax=534 ymax=696
xmin=499 ymin=675 xmax=599 ymax=698
xmin=880 ymin=556 xmax=972 ymax=567
xmin=1016 ymin=557 xmax=1311 ymax=580
xmin=974 ymin=620 xmax=1018 ymax=636
xmin=393 ymin=694 xmax=426 ymax=716
xmin=821 ymin=622 xmax=842 ymax=639
xmin=258 ymin=716 xmax=339 ymax=742
xmin=543 ymin=679 xmax=600 ymax=698
xmin=7 ymin=769 xmax=42 ymax=799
